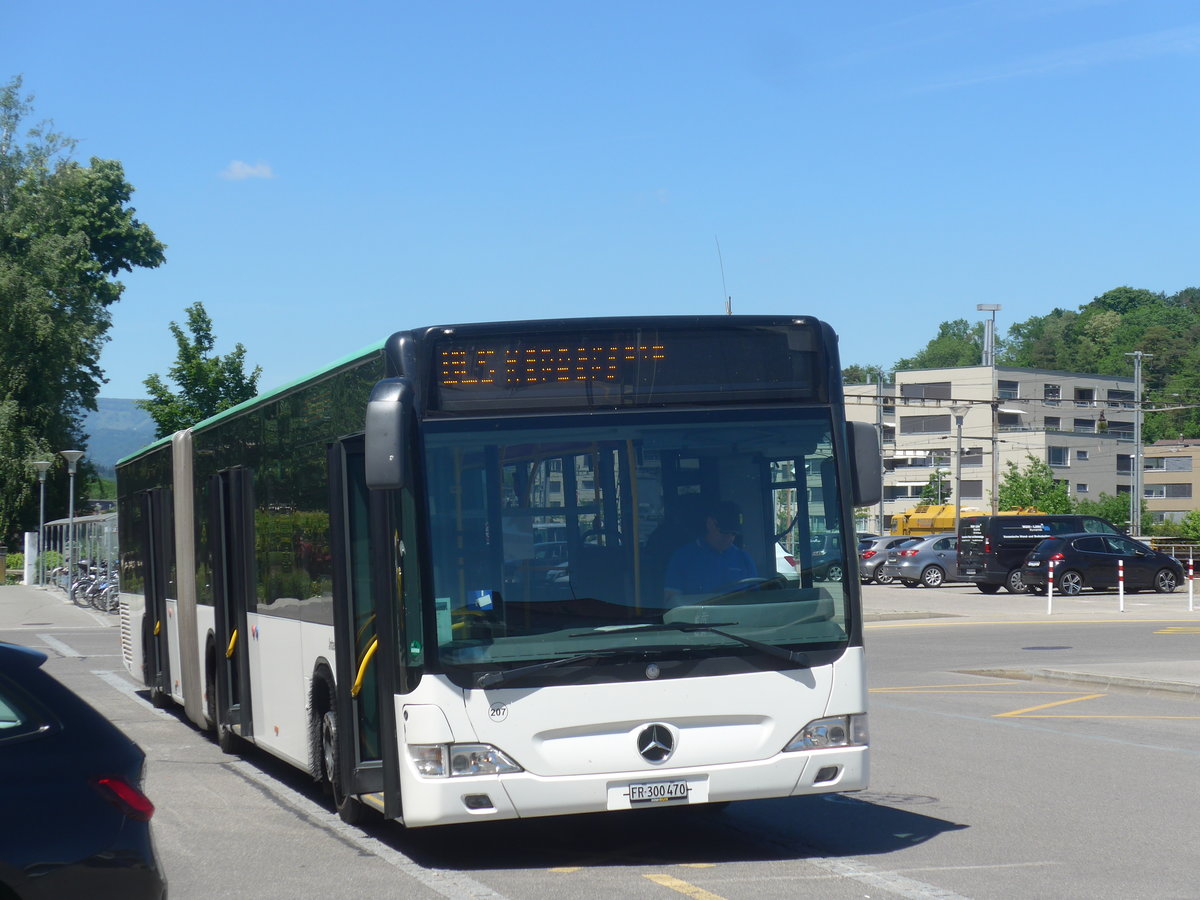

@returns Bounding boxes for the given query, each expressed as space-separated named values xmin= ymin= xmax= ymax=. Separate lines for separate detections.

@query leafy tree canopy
xmin=0 ymin=76 xmax=164 ymax=543
xmin=140 ymin=301 xmax=262 ymax=438
xmin=996 ymin=455 xmax=1072 ymax=514
xmin=893 ymin=319 xmax=988 ymax=371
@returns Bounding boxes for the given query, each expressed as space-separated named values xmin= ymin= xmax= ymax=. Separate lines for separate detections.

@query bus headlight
xmin=408 ymin=743 xmax=523 ymax=777
xmin=783 ymin=714 xmax=868 ymax=752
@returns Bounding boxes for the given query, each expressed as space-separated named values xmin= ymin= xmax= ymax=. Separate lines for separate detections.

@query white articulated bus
xmin=118 ymin=315 xmax=881 ymax=827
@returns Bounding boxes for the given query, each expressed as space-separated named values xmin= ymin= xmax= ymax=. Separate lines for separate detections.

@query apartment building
xmin=1143 ymin=438 xmax=1200 ymax=524
xmin=846 ymin=365 xmax=1137 ymax=533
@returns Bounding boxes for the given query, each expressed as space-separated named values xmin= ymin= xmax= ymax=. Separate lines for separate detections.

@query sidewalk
xmin=0 ymin=582 xmax=120 ymax=630
xmin=861 ymin=580 xmax=1200 ymax=698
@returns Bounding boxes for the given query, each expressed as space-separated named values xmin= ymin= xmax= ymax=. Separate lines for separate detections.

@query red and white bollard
xmin=1047 ymin=558 xmax=1055 ymax=615
xmin=1189 ymin=555 xmax=1194 ymax=614
xmin=1118 ymin=558 xmax=1125 ymax=613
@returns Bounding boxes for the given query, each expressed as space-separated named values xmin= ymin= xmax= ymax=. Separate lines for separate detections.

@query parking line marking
xmin=995 ymin=694 xmax=1106 ymax=717
xmin=37 ymin=634 xmax=82 ymax=657
xmin=643 ymin=874 xmax=726 ymax=900
xmin=871 ymin=681 xmax=1024 ymax=690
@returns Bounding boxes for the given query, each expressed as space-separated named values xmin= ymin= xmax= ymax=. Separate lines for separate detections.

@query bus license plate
xmin=628 ymin=780 xmax=689 ymax=804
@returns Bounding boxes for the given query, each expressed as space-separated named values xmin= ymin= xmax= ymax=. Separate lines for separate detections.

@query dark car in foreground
xmin=0 ymin=642 xmax=166 ymax=900
xmin=1020 ymin=533 xmax=1183 ymax=596
xmin=877 ymin=532 xmax=963 ymax=588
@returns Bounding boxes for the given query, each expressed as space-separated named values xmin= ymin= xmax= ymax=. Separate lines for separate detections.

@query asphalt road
xmin=3 ymin=582 xmax=1198 ymax=899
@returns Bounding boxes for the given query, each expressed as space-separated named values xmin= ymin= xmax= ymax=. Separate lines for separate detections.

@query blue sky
xmin=8 ymin=0 xmax=1200 ymax=398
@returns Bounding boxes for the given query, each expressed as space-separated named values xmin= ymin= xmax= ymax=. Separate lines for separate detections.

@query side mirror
xmin=365 ymin=378 xmax=415 ymax=490
xmin=847 ymin=421 xmax=882 ymax=507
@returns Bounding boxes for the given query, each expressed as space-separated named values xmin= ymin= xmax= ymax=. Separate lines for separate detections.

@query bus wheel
xmin=321 ymin=709 xmax=366 ymax=825
xmin=977 ymin=583 xmax=1002 ymax=594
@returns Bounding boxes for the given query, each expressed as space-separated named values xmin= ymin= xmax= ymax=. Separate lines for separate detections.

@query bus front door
xmin=210 ymin=468 xmax=254 ymax=749
xmin=329 ymin=438 xmax=401 ymax=820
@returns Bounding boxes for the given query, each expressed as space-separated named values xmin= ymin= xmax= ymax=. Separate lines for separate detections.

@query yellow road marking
xmin=1155 ymin=626 xmax=1200 ymax=634
xmin=996 ymin=693 xmax=1106 ymax=717
xmin=550 ymin=867 xmax=583 ymax=873
xmin=871 ymin=681 xmax=1023 ymax=690
xmin=644 ymin=873 xmax=727 ymax=899
xmin=1003 ymin=714 xmax=1200 ymax=719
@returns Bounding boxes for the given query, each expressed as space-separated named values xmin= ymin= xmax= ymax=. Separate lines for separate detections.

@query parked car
xmin=957 ymin=514 xmax=1121 ymax=594
xmin=876 ymin=532 xmax=961 ymax=588
xmin=1020 ymin=533 xmax=1183 ymax=595
xmin=777 ymin=534 xmax=846 ymax=582
xmin=859 ymin=535 xmax=921 ymax=584
xmin=0 ymin=642 xmax=166 ymax=900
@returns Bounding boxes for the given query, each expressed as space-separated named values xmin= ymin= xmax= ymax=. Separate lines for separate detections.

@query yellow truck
xmin=889 ymin=504 xmax=1041 ymax=536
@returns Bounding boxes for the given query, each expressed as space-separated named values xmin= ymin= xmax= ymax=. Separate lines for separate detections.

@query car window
xmin=0 ymin=679 xmax=49 ymax=743
xmin=1074 ymin=536 xmax=1106 ymax=553
xmin=932 ymin=538 xmax=952 ymax=551
xmin=1083 ymin=518 xmax=1119 ymax=534
xmin=1102 ymin=536 xmax=1142 ymax=556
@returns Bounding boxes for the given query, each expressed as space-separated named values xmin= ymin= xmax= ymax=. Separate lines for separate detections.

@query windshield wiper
xmin=569 ymin=622 xmax=809 ymax=666
xmin=475 ymin=651 xmax=621 ymax=689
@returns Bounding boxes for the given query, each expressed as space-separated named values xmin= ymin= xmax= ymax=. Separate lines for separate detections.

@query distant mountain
xmin=83 ymin=398 xmax=157 ymax=474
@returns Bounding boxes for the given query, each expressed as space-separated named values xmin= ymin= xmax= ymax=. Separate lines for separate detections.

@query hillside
xmin=84 ymin=398 xmax=157 ymax=475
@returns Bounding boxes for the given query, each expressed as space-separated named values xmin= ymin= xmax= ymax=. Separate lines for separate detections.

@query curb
xmin=962 ymin=667 xmax=1200 ymax=699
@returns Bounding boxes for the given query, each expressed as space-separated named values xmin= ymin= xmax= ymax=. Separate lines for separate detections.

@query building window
xmin=899 ymin=414 xmax=951 ymax=434
xmin=1044 ymin=384 xmax=1061 ymax=404
xmin=1044 ymin=416 xmax=1061 ymax=431
xmin=1076 ymin=483 xmax=1089 ymax=493
xmin=1116 ymin=484 xmax=1131 ymax=494
xmin=997 ymin=380 xmax=1019 ymax=399
xmin=900 ymin=382 xmax=952 ymax=400
xmin=1146 ymin=457 xmax=1194 ymax=473
xmin=1107 ymin=389 xmax=1134 ymax=406
xmin=961 ymin=446 xmax=983 ymax=467
xmin=959 ymin=479 xmax=984 ymax=498
xmin=1076 ymin=450 xmax=1089 ymax=461
xmin=1166 ymin=483 xmax=1192 ymax=499
xmin=1107 ymin=420 xmax=1134 ymax=438
xmin=1074 ymin=388 xmax=1095 ymax=406
xmin=1116 ymin=454 xmax=1132 ymax=475
xmin=1048 ymin=446 xmax=1069 ymax=467
xmin=998 ymin=412 xmax=1022 ymax=430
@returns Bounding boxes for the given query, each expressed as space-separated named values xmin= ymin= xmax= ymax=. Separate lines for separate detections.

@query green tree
xmin=996 ymin=455 xmax=1072 ymax=513
xmin=140 ymin=301 xmax=262 ymax=437
xmin=0 ymin=76 xmax=165 ymax=543
xmin=1176 ymin=509 xmax=1200 ymax=541
xmin=894 ymin=319 xmax=986 ymax=371
xmin=1073 ymin=492 xmax=1134 ymax=531
xmin=918 ymin=470 xmax=950 ymax=504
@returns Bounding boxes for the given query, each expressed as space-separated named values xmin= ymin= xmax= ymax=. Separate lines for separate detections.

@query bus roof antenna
xmin=715 ymin=236 xmax=732 ymax=314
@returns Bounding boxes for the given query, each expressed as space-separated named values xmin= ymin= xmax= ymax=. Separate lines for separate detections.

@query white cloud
xmin=220 ymin=160 xmax=275 ymax=180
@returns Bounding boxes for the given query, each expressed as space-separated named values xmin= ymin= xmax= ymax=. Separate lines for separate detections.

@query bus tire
xmin=321 ymin=708 xmax=366 ymax=825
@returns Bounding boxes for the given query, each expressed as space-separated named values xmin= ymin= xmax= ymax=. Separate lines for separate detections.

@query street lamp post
xmin=31 ymin=461 xmax=51 ymax=586
xmin=950 ymin=404 xmax=970 ymax=543
xmin=60 ymin=450 xmax=84 ymax=579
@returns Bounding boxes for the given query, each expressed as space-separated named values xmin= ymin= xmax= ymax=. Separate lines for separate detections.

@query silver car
xmin=877 ymin=532 xmax=961 ymax=588
xmin=858 ymin=535 xmax=921 ymax=584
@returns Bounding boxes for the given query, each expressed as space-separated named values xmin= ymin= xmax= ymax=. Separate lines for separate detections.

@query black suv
xmin=1021 ymin=533 xmax=1183 ymax=595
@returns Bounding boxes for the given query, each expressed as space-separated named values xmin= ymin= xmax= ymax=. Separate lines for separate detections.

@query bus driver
xmin=663 ymin=500 xmax=759 ymax=602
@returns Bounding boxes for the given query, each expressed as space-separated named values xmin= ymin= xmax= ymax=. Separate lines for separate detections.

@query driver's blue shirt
xmin=664 ymin=539 xmax=758 ymax=595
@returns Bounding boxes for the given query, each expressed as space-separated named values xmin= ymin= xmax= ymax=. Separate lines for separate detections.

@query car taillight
xmin=1049 ymin=552 xmax=1065 ymax=562
xmin=899 ymin=549 xmax=919 ymax=557
xmin=94 ymin=776 xmax=155 ymax=821
xmin=861 ymin=550 xmax=877 ymax=560
xmin=984 ymin=537 xmax=991 ymax=554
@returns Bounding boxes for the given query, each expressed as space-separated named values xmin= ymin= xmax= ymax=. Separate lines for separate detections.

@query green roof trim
xmin=115 ymin=431 xmax=174 ymax=468
xmin=115 ymin=338 xmax=387 ymax=467
xmin=190 ymin=338 xmax=387 ymax=433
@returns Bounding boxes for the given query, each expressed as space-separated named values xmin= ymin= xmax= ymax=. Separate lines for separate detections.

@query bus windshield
xmin=422 ymin=407 xmax=853 ymax=677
